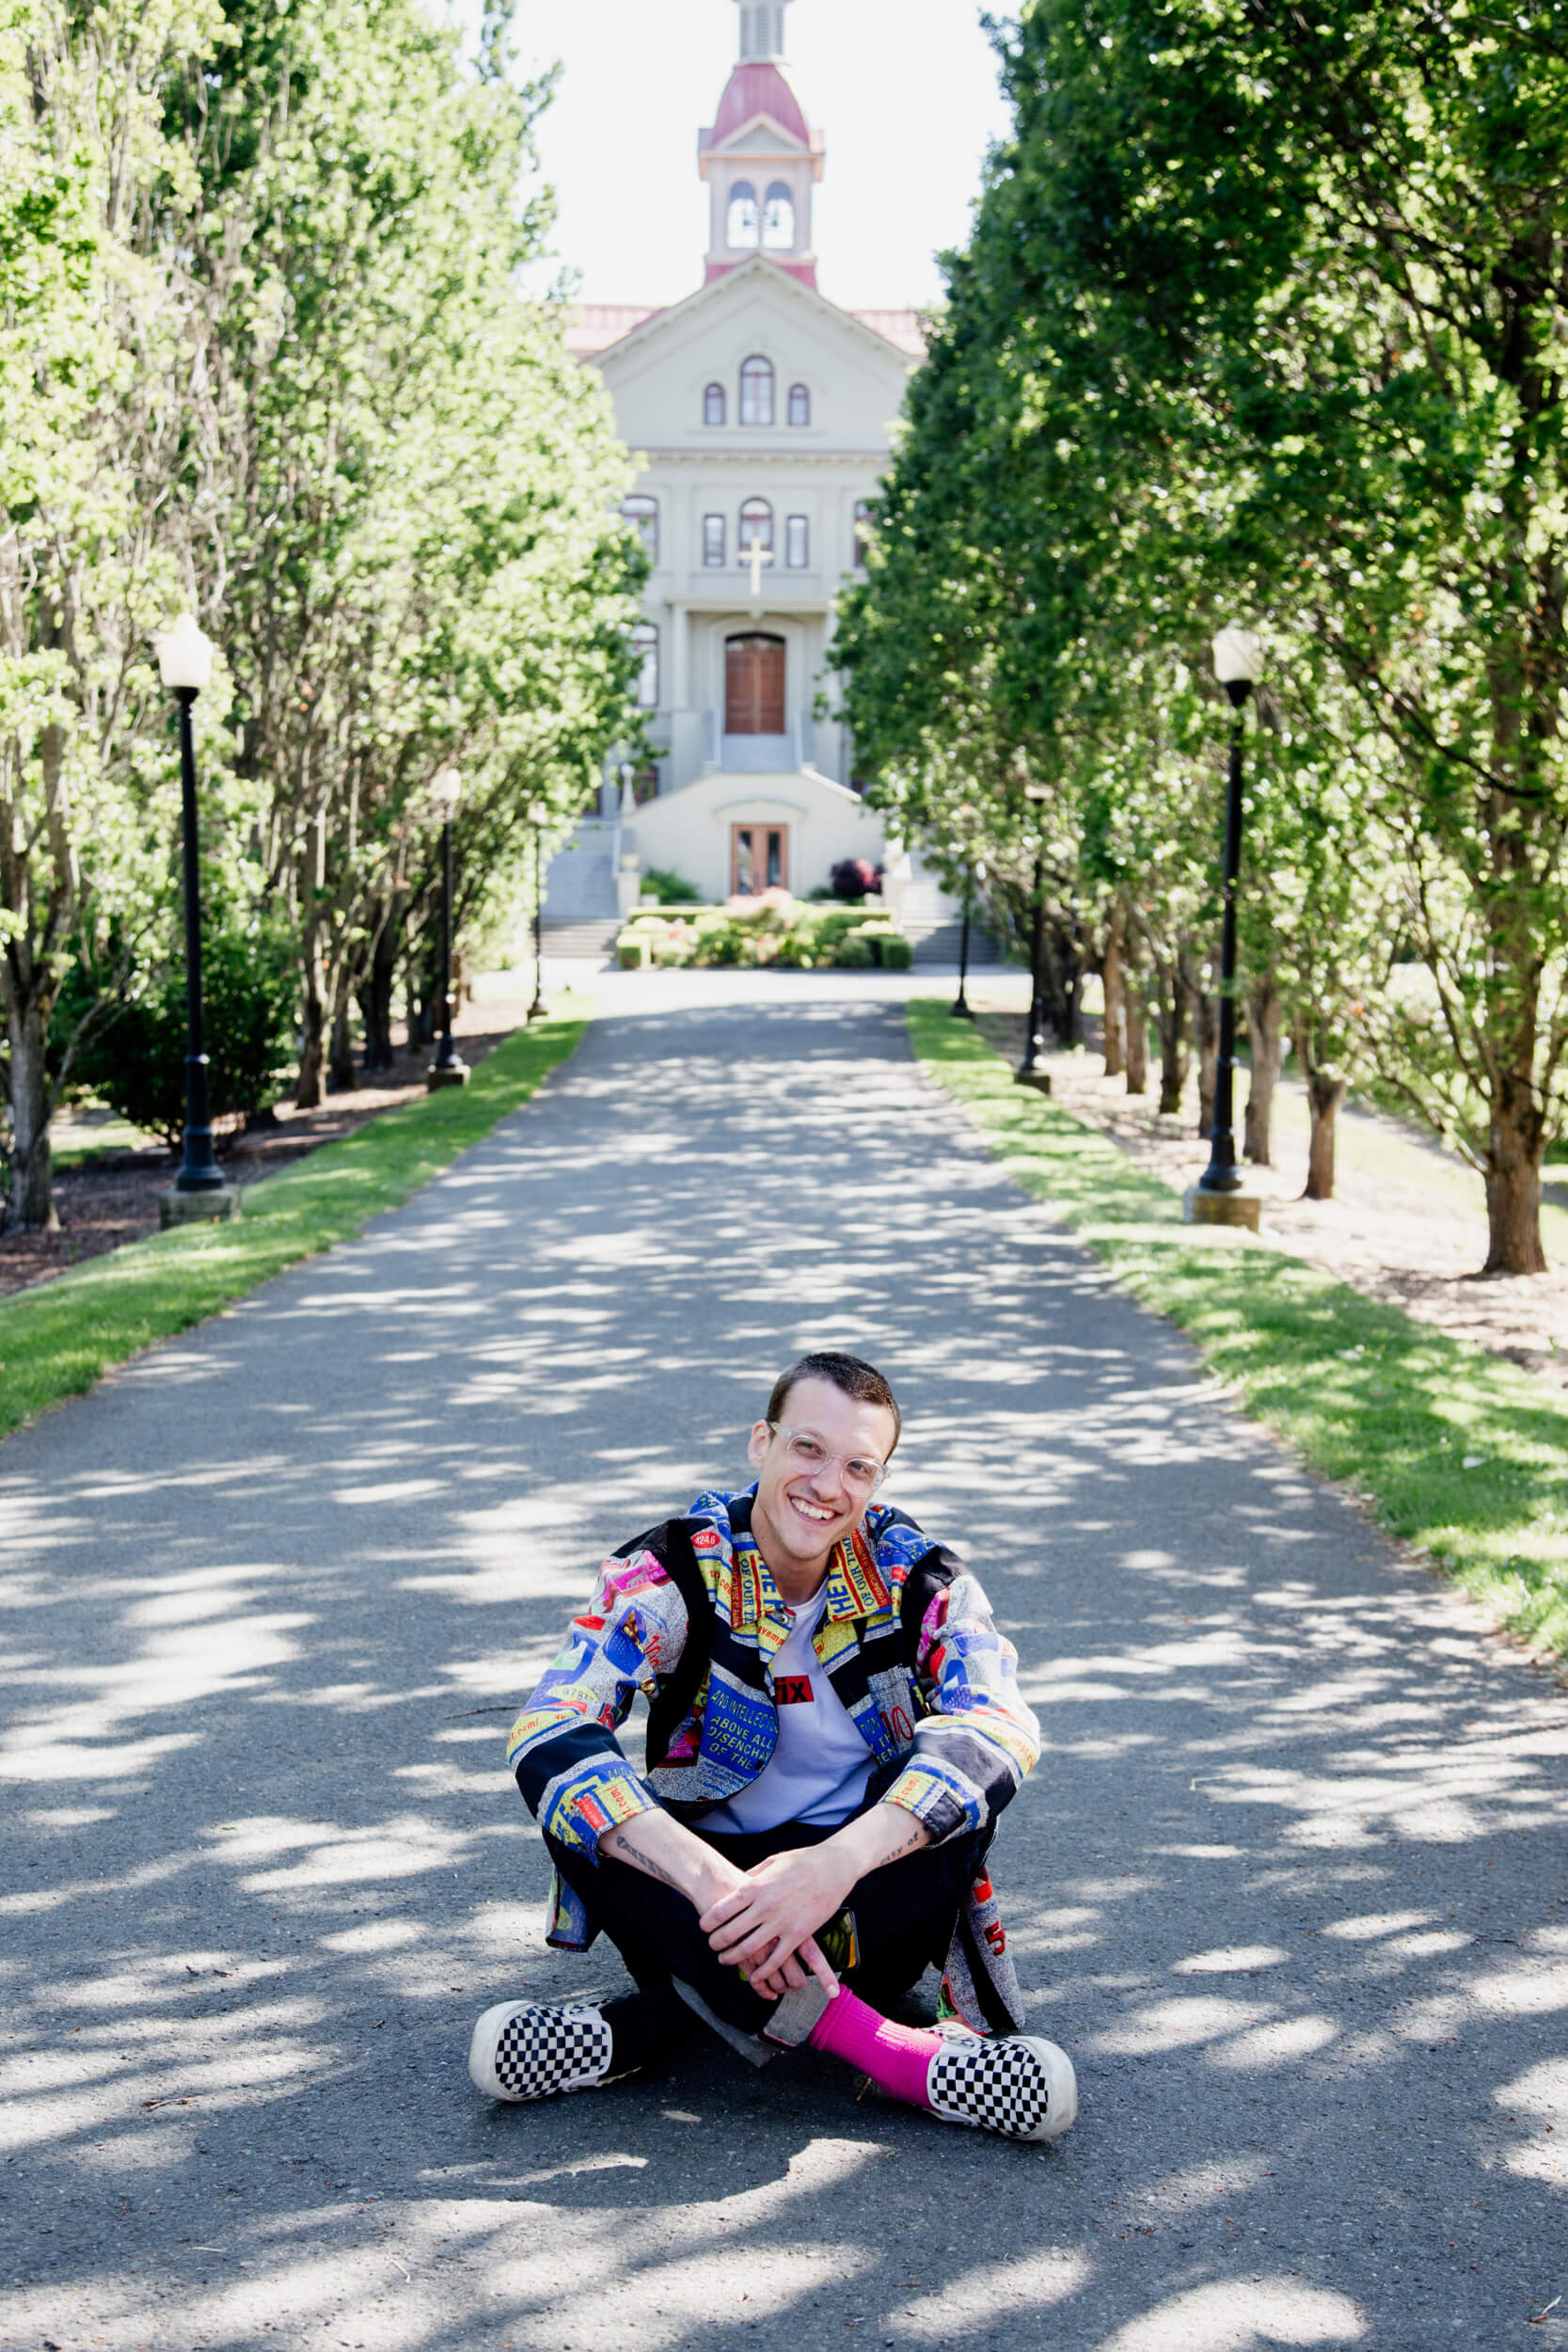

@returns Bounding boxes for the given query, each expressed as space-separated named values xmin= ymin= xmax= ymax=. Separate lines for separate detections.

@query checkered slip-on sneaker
xmin=926 ymin=2032 xmax=1078 ymax=2143
xmin=467 ymin=2000 xmax=615 ymax=2105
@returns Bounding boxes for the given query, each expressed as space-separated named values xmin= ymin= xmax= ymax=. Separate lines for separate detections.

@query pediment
xmin=709 ymin=117 xmax=810 ymax=156
xmin=594 ymin=257 xmax=915 ymax=384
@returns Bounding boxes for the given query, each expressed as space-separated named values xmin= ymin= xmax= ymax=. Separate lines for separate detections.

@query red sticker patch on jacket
xmin=572 ymin=1614 xmax=606 ymax=1631
xmin=775 ymin=1675 xmax=815 ymax=1706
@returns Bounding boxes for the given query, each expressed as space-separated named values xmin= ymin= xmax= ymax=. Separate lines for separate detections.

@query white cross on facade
xmin=744 ymin=537 xmax=774 ymax=605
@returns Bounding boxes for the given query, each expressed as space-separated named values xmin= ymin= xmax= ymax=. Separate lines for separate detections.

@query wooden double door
xmin=731 ymin=822 xmax=788 ymax=896
xmin=725 ymin=632 xmax=786 ymax=735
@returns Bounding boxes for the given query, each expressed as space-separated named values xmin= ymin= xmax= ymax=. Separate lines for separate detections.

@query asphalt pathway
xmin=2 ymin=981 xmax=1565 ymax=2352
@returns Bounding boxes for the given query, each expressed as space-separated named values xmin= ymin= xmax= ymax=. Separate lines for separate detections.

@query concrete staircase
xmin=905 ymin=916 xmax=1010 ymax=968
xmin=541 ymin=917 xmax=622 ymax=961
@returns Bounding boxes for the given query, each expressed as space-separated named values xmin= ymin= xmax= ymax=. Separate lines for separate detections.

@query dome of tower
xmin=707 ymin=59 xmax=810 ymax=146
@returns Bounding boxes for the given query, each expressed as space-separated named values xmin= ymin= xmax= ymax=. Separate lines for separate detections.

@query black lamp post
xmin=1196 ymin=626 xmax=1264 ymax=1194
xmin=951 ymin=843 xmax=982 ymax=1020
xmin=527 ymin=799 xmax=549 ymax=1022
xmin=427 ymin=765 xmax=469 ymax=1089
xmin=1016 ymin=781 xmax=1051 ymax=1089
xmin=155 ymin=616 xmax=236 ymax=1228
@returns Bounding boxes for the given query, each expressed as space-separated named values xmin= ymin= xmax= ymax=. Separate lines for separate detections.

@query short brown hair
xmin=765 ymin=1352 xmax=901 ymax=1457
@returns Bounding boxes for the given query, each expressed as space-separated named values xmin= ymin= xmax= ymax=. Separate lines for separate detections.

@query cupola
xmin=698 ymin=0 xmax=824 ymax=288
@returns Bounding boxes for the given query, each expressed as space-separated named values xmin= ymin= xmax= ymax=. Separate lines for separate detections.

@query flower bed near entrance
xmin=616 ymin=888 xmax=912 ymax=971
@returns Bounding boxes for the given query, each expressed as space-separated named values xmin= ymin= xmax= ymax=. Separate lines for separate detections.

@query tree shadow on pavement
xmin=1 ymin=996 xmax=1565 ymax=2352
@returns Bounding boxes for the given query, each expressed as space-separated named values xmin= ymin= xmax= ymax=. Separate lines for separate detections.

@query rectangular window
xmin=785 ymin=514 xmax=808 ymax=569
xmin=703 ymin=513 xmax=726 ymax=567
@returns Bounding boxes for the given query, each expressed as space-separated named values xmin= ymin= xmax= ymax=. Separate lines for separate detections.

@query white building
xmin=544 ymin=0 xmax=932 ymax=929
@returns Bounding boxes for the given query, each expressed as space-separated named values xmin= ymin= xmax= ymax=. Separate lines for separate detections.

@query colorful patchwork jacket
xmin=506 ymin=1486 xmax=1040 ymax=2026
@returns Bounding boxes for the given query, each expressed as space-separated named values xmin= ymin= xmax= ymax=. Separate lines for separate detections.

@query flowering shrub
xmin=616 ymin=895 xmax=903 ymax=972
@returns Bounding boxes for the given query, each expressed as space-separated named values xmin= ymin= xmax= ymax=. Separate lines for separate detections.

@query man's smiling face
xmin=746 ymin=1375 xmax=898 ymax=1592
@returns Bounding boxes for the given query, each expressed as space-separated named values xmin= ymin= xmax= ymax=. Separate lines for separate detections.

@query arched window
xmin=629 ymin=622 xmax=658 ymax=709
xmin=726 ymin=181 xmax=758 ymax=248
xmin=739 ymin=355 xmax=774 ymax=427
xmin=853 ymin=500 xmax=875 ymax=570
xmin=704 ymin=380 xmax=725 ymax=426
xmin=738 ymin=498 xmax=773 ymax=556
xmin=621 ymin=496 xmax=657 ymax=562
xmin=762 ymin=182 xmax=795 ymax=249
xmin=787 ymin=382 xmax=810 ymax=427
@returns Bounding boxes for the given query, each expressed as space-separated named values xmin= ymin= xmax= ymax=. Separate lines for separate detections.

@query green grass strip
xmin=911 ymin=999 xmax=1568 ymax=1658
xmin=0 ymin=1008 xmax=589 ymax=1443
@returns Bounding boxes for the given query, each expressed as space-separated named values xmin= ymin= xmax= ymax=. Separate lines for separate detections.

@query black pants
xmin=546 ymin=1811 xmax=987 ymax=2039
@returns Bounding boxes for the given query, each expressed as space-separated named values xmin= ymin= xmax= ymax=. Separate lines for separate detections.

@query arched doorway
xmin=725 ymin=632 xmax=785 ymax=735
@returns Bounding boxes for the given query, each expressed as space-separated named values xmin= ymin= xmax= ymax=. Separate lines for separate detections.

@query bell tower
xmin=698 ymin=0 xmax=824 ymax=287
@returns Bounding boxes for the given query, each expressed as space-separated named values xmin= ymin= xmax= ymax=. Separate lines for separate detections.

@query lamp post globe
xmin=154 ymin=615 xmax=237 ymax=1228
xmin=427 ymin=766 xmax=470 ymax=1089
xmin=1016 ymin=781 xmax=1052 ymax=1089
xmin=1195 ymin=626 xmax=1264 ymax=1204
xmin=526 ymin=798 xmax=549 ymax=1024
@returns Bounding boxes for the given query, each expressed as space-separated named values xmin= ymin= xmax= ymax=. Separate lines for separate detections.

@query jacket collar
xmin=709 ymin=1486 xmax=893 ymax=1640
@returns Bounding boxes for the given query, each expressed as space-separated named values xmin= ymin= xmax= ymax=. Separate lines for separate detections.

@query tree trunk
xmin=295 ymin=813 xmax=328 ymax=1109
xmin=1483 ymin=1072 xmax=1547 ymax=1275
xmin=5 ymin=997 xmax=59 ymax=1232
xmin=1243 ymin=973 xmax=1283 ymax=1166
xmin=328 ymin=992 xmax=356 ymax=1093
xmin=1186 ymin=952 xmax=1218 ymax=1138
xmin=1125 ymin=990 xmax=1148 ymax=1094
xmin=358 ymin=897 xmax=399 ymax=1072
xmin=295 ymin=951 xmax=325 ymax=1108
xmin=1056 ymin=925 xmax=1084 ymax=1047
xmin=1101 ymin=905 xmax=1125 ymax=1078
xmin=1154 ymin=957 xmax=1188 ymax=1115
xmin=1123 ymin=936 xmax=1148 ymax=1095
xmin=1303 ymin=1067 xmax=1347 ymax=1200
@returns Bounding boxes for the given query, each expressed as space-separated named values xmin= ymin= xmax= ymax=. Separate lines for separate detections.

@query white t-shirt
xmin=708 ymin=1583 xmax=875 ymax=1834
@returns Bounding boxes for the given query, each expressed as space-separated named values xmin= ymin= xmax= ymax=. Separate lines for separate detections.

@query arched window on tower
xmin=726 ymin=181 xmax=758 ymax=248
xmin=621 ymin=496 xmax=657 ymax=562
xmin=629 ymin=622 xmax=659 ymax=710
xmin=738 ymin=498 xmax=774 ymax=558
xmin=762 ymin=182 xmax=795 ymax=250
xmin=739 ymin=355 xmax=775 ymax=427
xmin=787 ymin=382 xmax=810 ymax=427
xmin=704 ymin=381 xmax=725 ymax=426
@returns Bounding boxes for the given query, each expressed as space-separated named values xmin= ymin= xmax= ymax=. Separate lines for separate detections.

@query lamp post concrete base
xmin=426 ymin=1059 xmax=470 ymax=1090
xmin=159 ymin=1184 xmax=240 ymax=1230
xmin=1014 ymin=1071 xmax=1053 ymax=1095
xmin=1182 ymin=1184 xmax=1260 ymax=1232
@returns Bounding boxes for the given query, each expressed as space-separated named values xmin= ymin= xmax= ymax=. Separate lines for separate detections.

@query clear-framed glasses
xmin=769 ymin=1422 xmax=889 ymax=1498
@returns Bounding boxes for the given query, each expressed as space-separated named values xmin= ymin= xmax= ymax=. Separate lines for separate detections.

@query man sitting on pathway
xmin=468 ymin=1350 xmax=1076 ymax=2142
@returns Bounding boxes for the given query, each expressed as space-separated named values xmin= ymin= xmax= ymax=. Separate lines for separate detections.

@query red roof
xmin=704 ymin=60 xmax=809 ymax=149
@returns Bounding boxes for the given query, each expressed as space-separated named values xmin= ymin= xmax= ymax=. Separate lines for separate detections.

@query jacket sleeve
xmin=505 ymin=1542 xmax=689 ymax=1864
xmin=882 ymin=1563 xmax=1040 ymax=1845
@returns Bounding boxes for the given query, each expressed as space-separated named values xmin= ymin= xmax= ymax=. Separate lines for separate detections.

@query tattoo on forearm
xmin=611 ymin=1837 xmax=684 ymax=1891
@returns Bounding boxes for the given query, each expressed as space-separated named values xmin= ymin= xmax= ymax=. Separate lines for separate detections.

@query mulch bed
xmin=0 ymin=1011 xmax=527 ymax=1304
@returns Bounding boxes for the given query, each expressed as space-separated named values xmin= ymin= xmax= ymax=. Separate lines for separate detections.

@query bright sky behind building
xmin=481 ymin=0 xmax=1012 ymax=312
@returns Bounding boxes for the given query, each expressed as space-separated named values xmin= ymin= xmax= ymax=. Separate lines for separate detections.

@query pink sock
xmin=807 ymin=1986 xmax=941 ymax=2108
